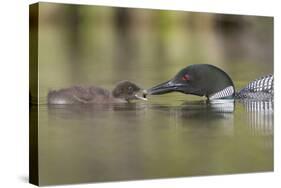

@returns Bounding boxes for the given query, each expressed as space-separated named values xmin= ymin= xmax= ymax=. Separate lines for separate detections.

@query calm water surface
xmin=35 ymin=97 xmax=273 ymax=185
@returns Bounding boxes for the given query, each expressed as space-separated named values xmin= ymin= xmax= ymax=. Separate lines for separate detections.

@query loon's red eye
xmin=182 ymin=74 xmax=190 ymax=81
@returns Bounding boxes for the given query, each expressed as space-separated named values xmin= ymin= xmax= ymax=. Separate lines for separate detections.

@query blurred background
xmin=29 ymin=3 xmax=273 ymax=185
xmin=30 ymin=2 xmax=273 ymax=103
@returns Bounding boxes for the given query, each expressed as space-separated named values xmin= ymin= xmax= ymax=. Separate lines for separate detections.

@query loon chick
xmin=48 ymin=80 xmax=147 ymax=104
xmin=144 ymin=64 xmax=273 ymax=100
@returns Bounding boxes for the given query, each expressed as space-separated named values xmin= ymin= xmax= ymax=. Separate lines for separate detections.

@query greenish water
xmin=30 ymin=3 xmax=273 ymax=185
xmin=35 ymin=99 xmax=273 ymax=185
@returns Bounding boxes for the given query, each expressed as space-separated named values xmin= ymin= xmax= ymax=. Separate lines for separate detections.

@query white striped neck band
xmin=209 ymin=86 xmax=235 ymax=100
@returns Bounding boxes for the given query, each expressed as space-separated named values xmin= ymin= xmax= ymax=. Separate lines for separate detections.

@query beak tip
xmin=135 ymin=93 xmax=148 ymax=101
xmin=143 ymin=90 xmax=148 ymax=97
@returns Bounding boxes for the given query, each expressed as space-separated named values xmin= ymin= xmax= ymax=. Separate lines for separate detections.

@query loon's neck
xmin=209 ymin=86 xmax=235 ymax=100
xmin=209 ymin=75 xmax=273 ymax=101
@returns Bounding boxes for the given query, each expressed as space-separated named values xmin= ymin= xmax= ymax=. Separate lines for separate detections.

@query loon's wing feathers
xmin=236 ymin=74 xmax=274 ymax=100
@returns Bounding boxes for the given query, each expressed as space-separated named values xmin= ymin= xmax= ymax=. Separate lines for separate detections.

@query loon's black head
xmin=145 ymin=64 xmax=235 ymax=100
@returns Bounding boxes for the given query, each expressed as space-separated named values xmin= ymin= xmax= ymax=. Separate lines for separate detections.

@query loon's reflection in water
xmin=47 ymin=99 xmax=273 ymax=151
xmin=147 ymin=100 xmax=235 ymax=136
xmin=240 ymin=100 xmax=273 ymax=149
xmin=240 ymin=100 xmax=273 ymax=136
xmin=47 ymin=99 xmax=273 ymax=138
xmin=149 ymin=99 xmax=273 ymax=140
xmin=43 ymin=99 xmax=273 ymax=184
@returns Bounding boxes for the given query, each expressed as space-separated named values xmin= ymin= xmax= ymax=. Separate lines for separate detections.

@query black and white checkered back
xmin=236 ymin=75 xmax=273 ymax=99
xmin=246 ymin=75 xmax=273 ymax=93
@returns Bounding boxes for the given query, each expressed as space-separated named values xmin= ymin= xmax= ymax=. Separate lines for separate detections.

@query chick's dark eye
xmin=182 ymin=74 xmax=190 ymax=81
xmin=128 ymin=86 xmax=133 ymax=91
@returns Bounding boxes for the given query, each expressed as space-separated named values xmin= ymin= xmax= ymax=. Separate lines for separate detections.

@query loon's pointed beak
xmin=145 ymin=80 xmax=186 ymax=95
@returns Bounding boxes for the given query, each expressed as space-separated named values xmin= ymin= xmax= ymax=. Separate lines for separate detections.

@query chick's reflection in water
xmin=47 ymin=102 xmax=147 ymax=120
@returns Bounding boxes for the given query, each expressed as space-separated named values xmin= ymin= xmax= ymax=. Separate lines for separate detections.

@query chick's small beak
xmin=133 ymin=89 xmax=148 ymax=101
xmin=142 ymin=90 xmax=148 ymax=98
xmin=135 ymin=94 xmax=147 ymax=101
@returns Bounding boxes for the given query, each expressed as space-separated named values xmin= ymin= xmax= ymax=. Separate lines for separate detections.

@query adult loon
xmin=144 ymin=64 xmax=273 ymax=100
xmin=48 ymin=80 xmax=147 ymax=104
